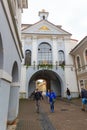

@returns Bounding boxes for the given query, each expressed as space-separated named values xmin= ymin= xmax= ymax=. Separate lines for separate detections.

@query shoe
xmin=51 ymin=110 xmax=54 ymax=113
xmin=81 ymin=108 xmax=85 ymax=111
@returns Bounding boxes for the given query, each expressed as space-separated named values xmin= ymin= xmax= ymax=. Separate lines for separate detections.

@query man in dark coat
xmin=34 ymin=89 xmax=43 ymax=113
xmin=81 ymin=88 xmax=87 ymax=111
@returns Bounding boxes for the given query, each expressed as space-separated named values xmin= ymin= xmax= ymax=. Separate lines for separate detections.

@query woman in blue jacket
xmin=48 ymin=89 xmax=56 ymax=112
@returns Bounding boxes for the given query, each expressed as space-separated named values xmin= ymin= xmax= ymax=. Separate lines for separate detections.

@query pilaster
xmin=52 ymin=36 xmax=58 ymax=65
xmin=32 ymin=36 xmax=38 ymax=65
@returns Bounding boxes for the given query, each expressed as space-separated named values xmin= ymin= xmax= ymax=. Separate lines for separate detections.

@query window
xmin=84 ymin=80 xmax=87 ymax=89
xmin=80 ymin=80 xmax=84 ymax=86
xmin=85 ymin=49 xmax=87 ymax=63
xmin=38 ymin=43 xmax=52 ymax=65
xmin=43 ymin=16 xmax=45 ymax=19
xmin=76 ymin=56 xmax=81 ymax=69
xmin=25 ymin=50 xmax=31 ymax=66
xmin=58 ymin=50 xmax=65 ymax=65
xmin=0 ymin=34 xmax=3 ymax=69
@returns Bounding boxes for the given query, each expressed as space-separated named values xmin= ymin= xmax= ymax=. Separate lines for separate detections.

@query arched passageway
xmin=28 ymin=70 xmax=62 ymax=97
xmin=7 ymin=61 xmax=19 ymax=124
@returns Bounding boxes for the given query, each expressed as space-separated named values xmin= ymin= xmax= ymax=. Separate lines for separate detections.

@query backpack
xmin=35 ymin=92 xmax=41 ymax=100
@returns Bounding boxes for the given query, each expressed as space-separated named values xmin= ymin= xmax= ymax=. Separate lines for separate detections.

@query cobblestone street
xmin=15 ymin=98 xmax=87 ymax=130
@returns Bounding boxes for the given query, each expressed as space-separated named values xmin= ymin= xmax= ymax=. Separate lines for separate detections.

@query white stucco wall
xmin=64 ymin=66 xmax=79 ymax=97
xmin=0 ymin=80 xmax=10 ymax=130
xmin=0 ymin=1 xmax=21 ymax=75
xmin=0 ymin=1 xmax=23 ymax=130
xmin=64 ymin=39 xmax=78 ymax=65
xmin=20 ymin=65 xmax=26 ymax=93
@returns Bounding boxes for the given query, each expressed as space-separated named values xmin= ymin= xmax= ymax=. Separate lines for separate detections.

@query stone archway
xmin=28 ymin=70 xmax=62 ymax=98
xmin=7 ymin=61 xmax=19 ymax=124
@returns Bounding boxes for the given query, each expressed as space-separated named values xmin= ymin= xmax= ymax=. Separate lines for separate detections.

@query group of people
xmin=66 ymin=87 xmax=87 ymax=111
xmin=33 ymin=87 xmax=87 ymax=113
xmin=34 ymin=88 xmax=56 ymax=113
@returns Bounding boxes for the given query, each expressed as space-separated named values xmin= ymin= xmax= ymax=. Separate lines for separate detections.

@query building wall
xmin=70 ymin=36 xmax=87 ymax=93
xmin=0 ymin=0 xmax=28 ymax=129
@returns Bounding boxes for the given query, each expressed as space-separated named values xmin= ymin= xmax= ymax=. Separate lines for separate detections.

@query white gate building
xmin=21 ymin=10 xmax=79 ymax=99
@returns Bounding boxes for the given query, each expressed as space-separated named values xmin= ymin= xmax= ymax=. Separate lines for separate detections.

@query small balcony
xmin=25 ymin=62 xmax=65 ymax=71
xmin=77 ymin=65 xmax=87 ymax=75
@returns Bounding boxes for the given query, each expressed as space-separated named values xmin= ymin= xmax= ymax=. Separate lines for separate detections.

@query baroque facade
xmin=21 ymin=10 xmax=79 ymax=99
xmin=0 ymin=0 xmax=28 ymax=130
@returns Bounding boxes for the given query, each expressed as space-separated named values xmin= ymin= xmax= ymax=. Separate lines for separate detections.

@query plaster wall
xmin=0 ymin=3 xmax=21 ymax=77
xmin=0 ymin=79 xmax=10 ymax=130
xmin=64 ymin=39 xmax=77 ymax=65
xmin=64 ymin=67 xmax=79 ymax=97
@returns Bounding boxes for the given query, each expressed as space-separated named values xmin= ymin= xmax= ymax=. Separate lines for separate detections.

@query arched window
xmin=0 ymin=34 xmax=3 ymax=69
xmin=43 ymin=15 xmax=45 ymax=19
xmin=85 ymin=49 xmax=87 ymax=64
xmin=76 ymin=56 xmax=81 ymax=69
xmin=38 ymin=42 xmax=52 ymax=65
xmin=58 ymin=50 xmax=65 ymax=65
xmin=25 ymin=50 xmax=31 ymax=66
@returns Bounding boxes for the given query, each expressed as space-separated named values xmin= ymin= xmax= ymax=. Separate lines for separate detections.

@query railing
xmin=76 ymin=65 xmax=87 ymax=74
xmin=25 ymin=64 xmax=65 ymax=70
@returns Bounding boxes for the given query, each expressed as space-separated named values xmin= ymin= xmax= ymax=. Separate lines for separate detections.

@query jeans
xmin=82 ymin=98 xmax=87 ymax=104
xmin=50 ymin=101 xmax=54 ymax=112
xmin=35 ymin=100 xmax=40 ymax=113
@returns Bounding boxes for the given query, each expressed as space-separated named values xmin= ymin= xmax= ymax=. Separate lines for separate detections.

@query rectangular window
xmin=84 ymin=80 xmax=87 ymax=89
xmin=80 ymin=80 xmax=84 ymax=86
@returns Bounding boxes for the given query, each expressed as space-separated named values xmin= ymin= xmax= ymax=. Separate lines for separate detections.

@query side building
xmin=21 ymin=10 xmax=79 ymax=99
xmin=0 ymin=0 xmax=28 ymax=130
xmin=70 ymin=36 xmax=87 ymax=94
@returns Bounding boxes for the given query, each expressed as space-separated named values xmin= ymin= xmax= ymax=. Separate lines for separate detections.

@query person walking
xmin=81 ymin=87 xmax=87 ymax=111
xmin=34 ymin=88 xmax=43 ymax=113
xmin=47 ymin=89 xmax=56 ymax=113
xmin=66 ymin=88 xmax=71 ymax=101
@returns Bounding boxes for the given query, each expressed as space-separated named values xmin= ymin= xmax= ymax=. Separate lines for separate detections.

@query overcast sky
xmin=22 ymin=0 xmax=87 ymax=41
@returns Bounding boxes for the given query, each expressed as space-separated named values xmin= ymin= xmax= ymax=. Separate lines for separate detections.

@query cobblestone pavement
xmin=16 ymin=98 xmax=87 ymax=130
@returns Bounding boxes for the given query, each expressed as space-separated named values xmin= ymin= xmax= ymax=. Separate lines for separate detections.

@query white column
xmin=32 ymin=36 xmax=37 ymax=65
xmin=52 ymin=36 xmax=58 ymax=65
xmin=0 ymin=79 xmax=10 ymax=130
xmin=7 ymin=82 xmax=20 ymax=123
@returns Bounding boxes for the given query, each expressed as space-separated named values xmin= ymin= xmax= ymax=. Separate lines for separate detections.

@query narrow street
xmin=15 ymin=98 xmax=87 ymax=130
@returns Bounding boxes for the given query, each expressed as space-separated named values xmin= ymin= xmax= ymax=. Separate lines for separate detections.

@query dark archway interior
xmin=12 ymin=61 xmax=19 ymax=82
xmin=28 ymin=70 xmax=62 ymax=97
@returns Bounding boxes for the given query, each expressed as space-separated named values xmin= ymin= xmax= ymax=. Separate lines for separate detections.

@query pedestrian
xmin=66 ymin=88 xmax=71 ymax=100
xmin=47 ymin=89 xmax=56 ymax=113
xmin=34 ymin=88 xmax=43 ymax=113
xmin=81 ymin=87 xmax=87 ymax=111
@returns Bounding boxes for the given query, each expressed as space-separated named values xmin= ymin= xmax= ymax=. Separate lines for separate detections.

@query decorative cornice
xmin=0 ymin=69 xmax=12 ymax=83
xmin=70 ymin=36 xmax=87 ymax=54
xmin=11 ymin=82 xmax=20 ymax=87
xmin=1 ymin=0 xmax=24 ymax=60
